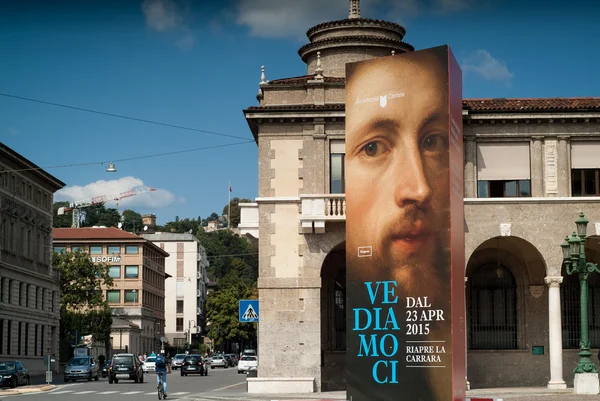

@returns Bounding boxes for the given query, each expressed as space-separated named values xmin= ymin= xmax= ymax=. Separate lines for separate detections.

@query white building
xmin=142 ymin=232 xmax=209 ymax=347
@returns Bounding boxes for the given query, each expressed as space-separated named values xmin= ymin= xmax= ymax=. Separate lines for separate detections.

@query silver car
xmin=210 ymin=355 xmax=228 ymax=369
xmin=64 ymin=356 xmax=99 ymax=382
xmin=170 ymin=354 xmax=187 ymax=370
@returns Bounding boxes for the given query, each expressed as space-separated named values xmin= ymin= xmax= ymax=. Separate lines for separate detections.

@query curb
xmin=0 ymin=385 xmax=56 ymax=397
xmin=467 ymin=398 xmax=503 ymax=401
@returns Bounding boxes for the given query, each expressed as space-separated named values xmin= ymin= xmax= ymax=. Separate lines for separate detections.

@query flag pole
xmin=228 ymin=182 xmax=231 ymax=230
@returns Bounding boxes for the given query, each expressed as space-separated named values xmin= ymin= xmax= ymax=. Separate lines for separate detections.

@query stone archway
xmin=320 ymin=241 xmax=346 ymax=392
xmin=466 ymin=235 xmax=548 ymax=388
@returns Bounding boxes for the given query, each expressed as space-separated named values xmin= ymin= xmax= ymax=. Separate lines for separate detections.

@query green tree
xmin=121 ymin=209 xmax=143 ymax=233
xmin=53 ymin=201 xmax=73 ymax=228
xmin=53 ymin=250 xmax=114 ymax=361
xmin=196 ymin=228 xmax=257 ymax=281
xmin=163 ymin=217 xmax=201 ymax=233
xmin=222 ymin=197 xmax=252 ymax=228
xmin=206 ymin=270 xmax=257 ymax=349
xmin=81 ymin=204 xmax=121 ymax=228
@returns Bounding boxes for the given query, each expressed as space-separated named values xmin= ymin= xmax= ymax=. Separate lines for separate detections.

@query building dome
xmin=298 ymin=0 xmax=414 ymax=77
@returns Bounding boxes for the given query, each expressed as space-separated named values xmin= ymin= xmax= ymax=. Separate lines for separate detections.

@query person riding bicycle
xmin=155 ymin=352 xmax=169 ymax=398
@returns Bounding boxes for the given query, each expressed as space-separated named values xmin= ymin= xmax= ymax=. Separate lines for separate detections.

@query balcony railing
xmin=300 ymin=194 xmax=345 ymax=234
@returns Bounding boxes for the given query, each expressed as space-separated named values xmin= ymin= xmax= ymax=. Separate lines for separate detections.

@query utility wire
xmin=0 ymin=92 xmax=250 ymax=140
xmin=4 ymin=139 xmax=255 ymax=173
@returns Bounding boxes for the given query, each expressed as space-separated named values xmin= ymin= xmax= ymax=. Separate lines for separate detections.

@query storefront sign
xmin=91 ymin=256 xmax=121 ymax=263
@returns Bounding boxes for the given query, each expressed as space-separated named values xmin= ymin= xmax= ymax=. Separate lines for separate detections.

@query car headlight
xmin=3 ymin=375 xmax=12 ymax=378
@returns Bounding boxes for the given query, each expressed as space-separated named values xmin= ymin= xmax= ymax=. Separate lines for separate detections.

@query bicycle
xmin=157 ymin=375 xmax=166 ymax=400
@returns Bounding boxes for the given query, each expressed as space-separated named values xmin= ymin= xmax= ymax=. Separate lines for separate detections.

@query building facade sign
xmin=345 ymin=45 xmax=466 ymax=401
xmin=91 ymin=256 xmax=121 ymax=263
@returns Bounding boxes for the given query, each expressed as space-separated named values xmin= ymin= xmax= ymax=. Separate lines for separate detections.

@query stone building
xmin=53 ymin=227 xmax=170 ymax=355
xmin=0 ymin=142 xmax=65 ymax=374
xmin=239 ymin=0 xmax=600 ymax=393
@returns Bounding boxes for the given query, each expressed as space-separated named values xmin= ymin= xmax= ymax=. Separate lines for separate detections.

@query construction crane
xmin=57 ymin=186 xmax=156 ymax=228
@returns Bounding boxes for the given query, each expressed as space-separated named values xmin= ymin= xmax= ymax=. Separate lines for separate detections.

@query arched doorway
xmin=320 ymin=241 xmax=345 ymax=391
xmin=466 ymin=235 xmax=547 ymax=388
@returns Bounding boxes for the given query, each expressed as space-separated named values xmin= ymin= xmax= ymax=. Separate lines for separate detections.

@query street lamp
xmin=562 ymin=212 xmax=599 ymax=375
xmin=188 ymin=320 xmax=197 ymax=349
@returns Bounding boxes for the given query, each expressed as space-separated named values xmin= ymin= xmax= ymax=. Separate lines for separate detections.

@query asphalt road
xmin=2 ymin=366 xmax=247 ymax=400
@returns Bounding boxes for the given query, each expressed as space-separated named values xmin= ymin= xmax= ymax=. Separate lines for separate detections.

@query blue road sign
xmin=239 ymin=299 xmax=259 ymax=323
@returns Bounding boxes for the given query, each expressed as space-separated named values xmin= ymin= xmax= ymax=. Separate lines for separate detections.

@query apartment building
xmin=238 ymin=0 xmax=600 ymax=393
xmin=0 ymin=142 xmax=65 ymax=374
xmin=53 ymin=227 xmax=170 ymax=354
xmin=141 ymin=232 xmax=209 ymax=348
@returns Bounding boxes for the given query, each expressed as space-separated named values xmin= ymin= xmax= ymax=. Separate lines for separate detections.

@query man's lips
xmin=389 ymin=226 xmax=433 ymax=254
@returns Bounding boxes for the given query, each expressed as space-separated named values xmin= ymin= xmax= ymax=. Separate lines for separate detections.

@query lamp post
xmin=561 ymin=212 xmax=599 ymax=376
xmin=188 ymin=320 xmax=196 ymax=350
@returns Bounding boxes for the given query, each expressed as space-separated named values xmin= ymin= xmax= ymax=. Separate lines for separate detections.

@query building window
xmin=108 ymin=245 xmax=120 ymax=254
xmin=467 ymin=264 xmax=517 ymax=350
xmin=476 ymin=142 xmax=531 ymax=198
xmin=330 ymin=153 xmax=345 ymax=194
xmin=176 ymin=282 xmax=184 ymax=298
xmin=89 ymin=245 xmax=103 ymax=255
xmin=125 ymin=245 xmax=139 ymax=255
xmin=176 ymin=300 xmax=184 ymax=314
xmin=124 ymin=290 xmax=138 ymax=303
xmin=71 ymin=246 xmax=84 ymax=253
xmin=176 ymin=318 xmax=184 ymax=332
xmin=125 ymin=266 xmax=139 ymax=279
xmin=108 ymin=266 xmax=121 ymax=279
xmin=561 ymin=266 xmax=600 ymax=348
xmin=53 ymin=247 xmax=66 ymax=254
xmin=571 ymin=169 xmax=600 ymax=196
xmin=106 ymin=290 xmax=120 ymax=303
xmin=477 ymin=180 xmax=531 ymax=198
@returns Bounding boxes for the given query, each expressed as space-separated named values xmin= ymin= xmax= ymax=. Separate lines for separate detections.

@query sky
xmin=0 ymin=0 xmax=598 ymax=225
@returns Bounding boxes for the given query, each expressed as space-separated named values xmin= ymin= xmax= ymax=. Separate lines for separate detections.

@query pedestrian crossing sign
xmin=239 ymin=299 xmax=259 ymax=322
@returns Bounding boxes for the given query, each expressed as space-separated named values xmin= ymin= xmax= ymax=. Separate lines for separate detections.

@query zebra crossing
xmin=49 ymin=389 xmax=190 ymax=396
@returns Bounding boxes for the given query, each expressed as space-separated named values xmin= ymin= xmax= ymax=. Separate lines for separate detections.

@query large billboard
xmin=345 ymin=45 xmax=465 ymax=401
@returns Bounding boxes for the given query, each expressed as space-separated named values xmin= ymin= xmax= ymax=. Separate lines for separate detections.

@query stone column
xmin=530 ymin=136 xmax=544 ymax=197
xmin=464 ymin=137 xmax=477 ymax=198
xmin=557 ymin=136 xmax=570 ymax=197
xmin=465 ymin=276 xmax=470 ymax=390
xmin=545 ymin=276 xmax=567 ymax=389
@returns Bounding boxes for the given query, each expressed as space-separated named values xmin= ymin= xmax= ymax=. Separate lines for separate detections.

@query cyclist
xmin=155 ymin=352 xmax=169 ymax=398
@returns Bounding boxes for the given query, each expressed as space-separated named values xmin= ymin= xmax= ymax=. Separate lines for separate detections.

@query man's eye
xmin=422 ymin=135 xmax=447 ymax=153
xmin=362 ymin=141 xmax=383 ymax=157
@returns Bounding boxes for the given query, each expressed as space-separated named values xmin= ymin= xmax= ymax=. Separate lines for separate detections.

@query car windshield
xmin=184 ymin=356 xmax=200 ymax=362
xmin=241 ymin=356 xmax=257 ymax=361
xmin=69 ymin=357 xmax=89 ymax=365
xmin=174 ymin=354 xmax=186 ymax=360
xmin=145 ymin=357 xmax=157 ymax=363
xmin=0 ymin=362 xmax=16 ymax=371
xmin=213 ymin=356 xmax=223 ymax=360
xmin=112 ymin=357 xmax=133 ymax=366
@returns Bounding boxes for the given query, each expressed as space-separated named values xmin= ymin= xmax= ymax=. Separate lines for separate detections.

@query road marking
xmin=210 ymin=381 xmax=247 ymax=391
xmin=121 ymin=391 xmax=144 ymax=394
xmin=96 ymin=391 xmax=119 ymax=394
xmin=73 ymin=391 xmax=96 ymax=394
xmin=170 ymin=392 xmax=190 ymax=395
xmin=50 ymin=390 xmax=75 ymax=394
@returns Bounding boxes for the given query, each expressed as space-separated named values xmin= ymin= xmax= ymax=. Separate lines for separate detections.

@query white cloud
xmin=55 ymin=176 xmax=182 ymax=209
xmin=461 ymin=50 xmax=514 ymax=84
xmin=142 ymin=0 xmax=195 ymax=50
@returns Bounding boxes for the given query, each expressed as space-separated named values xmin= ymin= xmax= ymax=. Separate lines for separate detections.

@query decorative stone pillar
xmin=557 ymin=136 xmax=570 ymax=197
xmin=464 ymin=137 xmax=477 ymax=198
xmin=530 ymin=136 xmax=544 ymax=197
xmin=465 ymin=276 xmax=470 ymax=390
xmin=544 ymin=276 xmax=567 ymax=389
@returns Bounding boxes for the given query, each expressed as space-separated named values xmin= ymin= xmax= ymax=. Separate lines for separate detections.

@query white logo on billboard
xmin=242 ymin=304 xmax=258 ymax=320
xmin=90 ymin=256 xmax=121 ymax=263
xmin=355 ymin=92 xmax=405 ymax=108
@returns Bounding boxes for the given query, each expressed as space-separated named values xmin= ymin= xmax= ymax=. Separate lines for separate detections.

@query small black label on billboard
xmin=358 ymin=246 xmax=372 ymax=257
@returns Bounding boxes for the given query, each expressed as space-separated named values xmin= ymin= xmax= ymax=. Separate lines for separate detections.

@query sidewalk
xmin=0 ymin=384 xmax=56 ymax=397
xmin=188 ymin=387 xmax=594 ymax=401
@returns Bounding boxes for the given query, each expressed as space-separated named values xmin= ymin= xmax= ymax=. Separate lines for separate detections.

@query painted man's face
xmin=345 ymin=54 xmax=450 ymax=295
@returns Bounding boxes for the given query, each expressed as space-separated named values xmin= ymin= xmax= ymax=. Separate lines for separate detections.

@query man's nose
xmin=393 ymin=148 xmax=432 ymax=207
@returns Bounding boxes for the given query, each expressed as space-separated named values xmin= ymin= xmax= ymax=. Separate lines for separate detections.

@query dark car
xmin=0 ymin=361 xmax=30 ymax=388
xmin=109 ymin=353 xmax=144 ymax=383
xmin=64 ymin=356 xmax=99 ymax=382
xmin=102 ymin=359 xmax=112 ymax=378
xmin=181 ymin=354 xmax=207 ymax=376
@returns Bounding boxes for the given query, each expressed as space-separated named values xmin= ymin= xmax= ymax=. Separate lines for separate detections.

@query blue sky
xmin=1 ymin=0 xmax=597 ymax=224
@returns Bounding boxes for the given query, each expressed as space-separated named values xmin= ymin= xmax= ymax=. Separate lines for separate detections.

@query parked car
xmin=180 ymin=354 xmax=208 ymax=376
xmin=242 ymin=349 xmax=257 ymax=357
xmin=170 ymin=354 xmax=187 ymax=370
xmin=64 ymin=356 xmax=99 ymax=382
xmin=210 ymin=355 xmax=228 ymax=369
xmin=101 ymin=359 xmax=112 ymax=378
xmin=237 ymin=356 xmax=258 ymax=374
xmin=226 ymin=354 xmax=239 ymax=365
xmin=108 ymin=353 xmax=144 ymax=384
xmin=142 ymin=356 xmax=156 ymax=373
xmin=0 ymin=361 xmax=30 ymax=388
